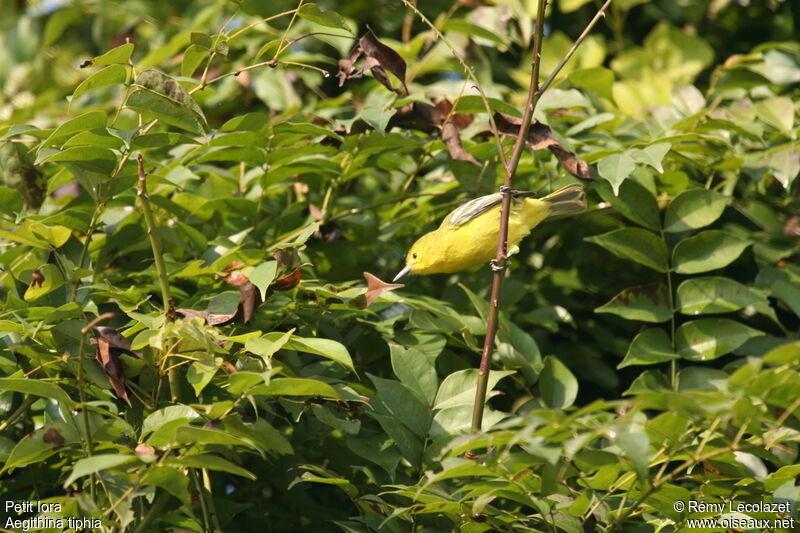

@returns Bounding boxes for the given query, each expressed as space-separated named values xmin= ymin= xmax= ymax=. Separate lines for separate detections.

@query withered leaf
xmin=93 ymin=326 xmax=142 ymax=358
xmin=349 ymin=272 xmax=404 ymax=309
xmin=442 ymin=121 xmax=480 ymax=166
xmin=176 ymin=308 xmax=238 ymax=326
xmin=95 ymin=337 xmax=131 ymax=406
xmin=270 ymin=268 xmax=302 ymax=292
xmin=338 ymin=29 xmax=408 ymax=94
xmin=239 ymin=281 xmax=259 ymax=325
xmin=274 ymin=247 xmax=302 ymax=276
xmin=359 ymin=29 xmax=408 ymax=94
xmin=493 ymin=113 xmax=591 ymax=180
xmin=135 ymin=442 xmax=156 ymax=459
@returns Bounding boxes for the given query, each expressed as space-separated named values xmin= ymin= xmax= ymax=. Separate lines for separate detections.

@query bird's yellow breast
xmin=414 ymin=198 xmax=551 ymax=274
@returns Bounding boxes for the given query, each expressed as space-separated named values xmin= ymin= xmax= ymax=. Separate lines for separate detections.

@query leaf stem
xmin=136 ymin=153 xmax=179 ymax=402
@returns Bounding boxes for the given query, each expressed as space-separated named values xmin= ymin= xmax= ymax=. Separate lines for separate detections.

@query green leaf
xmin=63 ymin=454 xmax=134 ymax=487
xmin=169 ymin=455 xmax=256 ymax=480
xmin=24 ymin=264 xmax=65 ymax=301
xmin=141 ymin=466 xmax=190 ymax=503
xmin=2 ymin=423 xmax=79 ymax=473
xmin=569 ymin=67 xmax=615 ymax=100
xmin=128 ymin=69 xmax=208 ymax=135
xmin=755 ymin=96 xmax=794 ymax=133
xmin=538 ymin=355 xmax=578 ymax=408
xmin=676 ymin=319 xmax=763 ymax=361
xmin=72 ymin=64 xmax=129 ymax=100
xmin=42 ymin=111 xmax=107 ymax=147
xmin=369 ymin=374 xmax=431 ymax=438
xmin=630 ymin=142 xmax=671 ymax=173
xmin=141 ymin=405 xmax=200 ymax=437
xmin=616 ymin=432 xmax=650 ymax=479
xmin=595 ymin=179 xmax=660 ymax=231
xmin=85 ymin=43 xmax=135 ymax=67
xmin=181 ymin=44 xmax=209 ymax=77
xmin=443 ymin=19 xmax=508 ymax=48
xmin=663 ymin=189 xmax=728 ymax=233
xmin=453 ymin=95 xmax=522 ymax=118
xmin=763 ymin=341 xmax=800 ymax=365
xmin=43 ymin=8 xmax=81 ymax=47
xmin=0 ymin=378 xmax=73 ymax=407
xmin=390 ymin=344 xmax=438 ymax=405
xmin=596 ymin=284 xmax=672 ymax=323
xmin=39 ymin=146 xmax=117 ymax=174
xmin=0 ymin=187 xmax=22 ymax=215
xmin=586 ymin=228 xmax=668 ymax=272
xmin=186 ymin=356 xmax=219 ymax=396
xmin=284 ymin=336 xmax=354 ymax=372
xmin=127 ymin=88 xmax=207 ymax=136
xmin=672 ymin=230 xmax=751 ymax=274
xmin=297 ymin=4 xmax=352 ymax=33
xmin=433 ymin=369 xmax=514 ymax=410
xmin=597 ymin=152 xmax=636 ymax=195
xmin=174 ymin=426 xmax=254 ymax=448
xmin=257 ymin=378 xmax=342 ymax=398
xmin=773 ymin=280 xmax=800 ymax=318
xmin=190 ymin=32 xmax=213 ymax=48
xmin=245 ymin=329 xmax=294 ymax=365
xmin=676 ymin=277 xmax=768 ymax=315
xmin=249 ymin=260 xmax=277 ymax=300
xmin=618 ymin=328 xmax=678 ymax=368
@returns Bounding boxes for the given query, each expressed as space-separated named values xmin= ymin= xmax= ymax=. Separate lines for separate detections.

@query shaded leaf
xmin=676 ymin=318 xmax=763 ymax=361
xmin=597 ymin=152 xmax=636 ymax=195
xmin=80 ymin=43 xmax=134 ymax=68
xmin=596 ymin=283 xmax=672 ymax=323
xmin=586 ymin=228 xmax=668 ymax=272
xmin=618 ymin=328 xmax=678 ymax=368
xmin=664 ymin=189 xmax=729 ymax=233
xmin=672 ymin=230 xmax=751 ymax=274
xmin=298 ymin=4 xmax=352 ymax=33
xmin=676 ymin=277 xmax=769 ymax=315
xmin=95 ymin=337 xmax=131 ymax=406
xmin=539 ymin=355 xmax=578 ymax=409
xmin=72 ymin=64 xmax=129 ymax=100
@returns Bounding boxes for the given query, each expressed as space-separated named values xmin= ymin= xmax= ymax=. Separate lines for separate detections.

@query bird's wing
xmin=442 ymin=191 xmax=535 ymax=228
xmin=441 ymin=193 xmax=503 ymax=227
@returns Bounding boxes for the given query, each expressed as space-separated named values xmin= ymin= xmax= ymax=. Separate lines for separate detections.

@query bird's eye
xmin=412 ymin=252 xmax=419 ymax=259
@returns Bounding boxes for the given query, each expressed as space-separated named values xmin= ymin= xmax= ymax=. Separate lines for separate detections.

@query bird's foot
xmin=490 ymin=257 xmax=511 ymax=272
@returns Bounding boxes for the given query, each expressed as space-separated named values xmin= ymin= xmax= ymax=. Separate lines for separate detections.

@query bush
xmin=1 ymin=1 xmax=798 ymax=531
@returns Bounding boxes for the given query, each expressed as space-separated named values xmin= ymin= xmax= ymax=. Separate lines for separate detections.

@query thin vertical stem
xmin=471 ymin=0 xmax=548 ymax=433
xmin=137 ymin=153 xmax=179 ymax=402
xmin=660 ymin=228 xmax=678 ymax=389
xmin=470 ymin=0 xmax=614 ymax=433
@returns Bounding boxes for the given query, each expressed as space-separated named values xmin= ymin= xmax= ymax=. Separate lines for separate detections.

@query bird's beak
xmin=393 ymin=264 xmax=412 ymax=282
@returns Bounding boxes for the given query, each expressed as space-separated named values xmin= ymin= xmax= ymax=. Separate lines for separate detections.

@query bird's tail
xmin=541 ymin=184 xmax=586 ymax=216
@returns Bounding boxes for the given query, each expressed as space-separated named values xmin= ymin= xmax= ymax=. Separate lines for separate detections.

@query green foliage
xmin=1 ymin=1 xmax=798 ymax=532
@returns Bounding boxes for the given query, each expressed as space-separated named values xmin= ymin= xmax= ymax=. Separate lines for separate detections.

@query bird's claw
xmin=490 ymin=258 xmax=510 ymax=272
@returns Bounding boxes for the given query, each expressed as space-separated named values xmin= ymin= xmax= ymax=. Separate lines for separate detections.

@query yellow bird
xmin=394 ymin=184 xmax=586 ymax=280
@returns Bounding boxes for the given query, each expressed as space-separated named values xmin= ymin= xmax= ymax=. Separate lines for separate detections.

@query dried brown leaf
xmin=350 ymin=272 xmax=404 ymax=309
xmin=135 ymin=443 xmax=156 ymax=458
xmin=95 ymin=337 xmax=131 ymax=406
xmin=359 ymin=28 xmax=408 ymax=94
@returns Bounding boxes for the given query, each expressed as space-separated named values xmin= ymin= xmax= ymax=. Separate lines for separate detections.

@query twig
xmin=469 ymin=0 xmax=613 ymax=433
xmin=136 ymin=153 xmax=180 ymax=402
xmin=470 ymin=0 xmax=548 ymax=434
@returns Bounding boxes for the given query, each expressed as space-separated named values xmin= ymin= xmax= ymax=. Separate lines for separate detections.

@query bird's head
xmin=393 ymin=233 xmax=437 ymax=281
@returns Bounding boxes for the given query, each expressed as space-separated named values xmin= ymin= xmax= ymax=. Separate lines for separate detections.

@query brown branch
xmin=470 ymin=0 xmax=613 ymax=433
